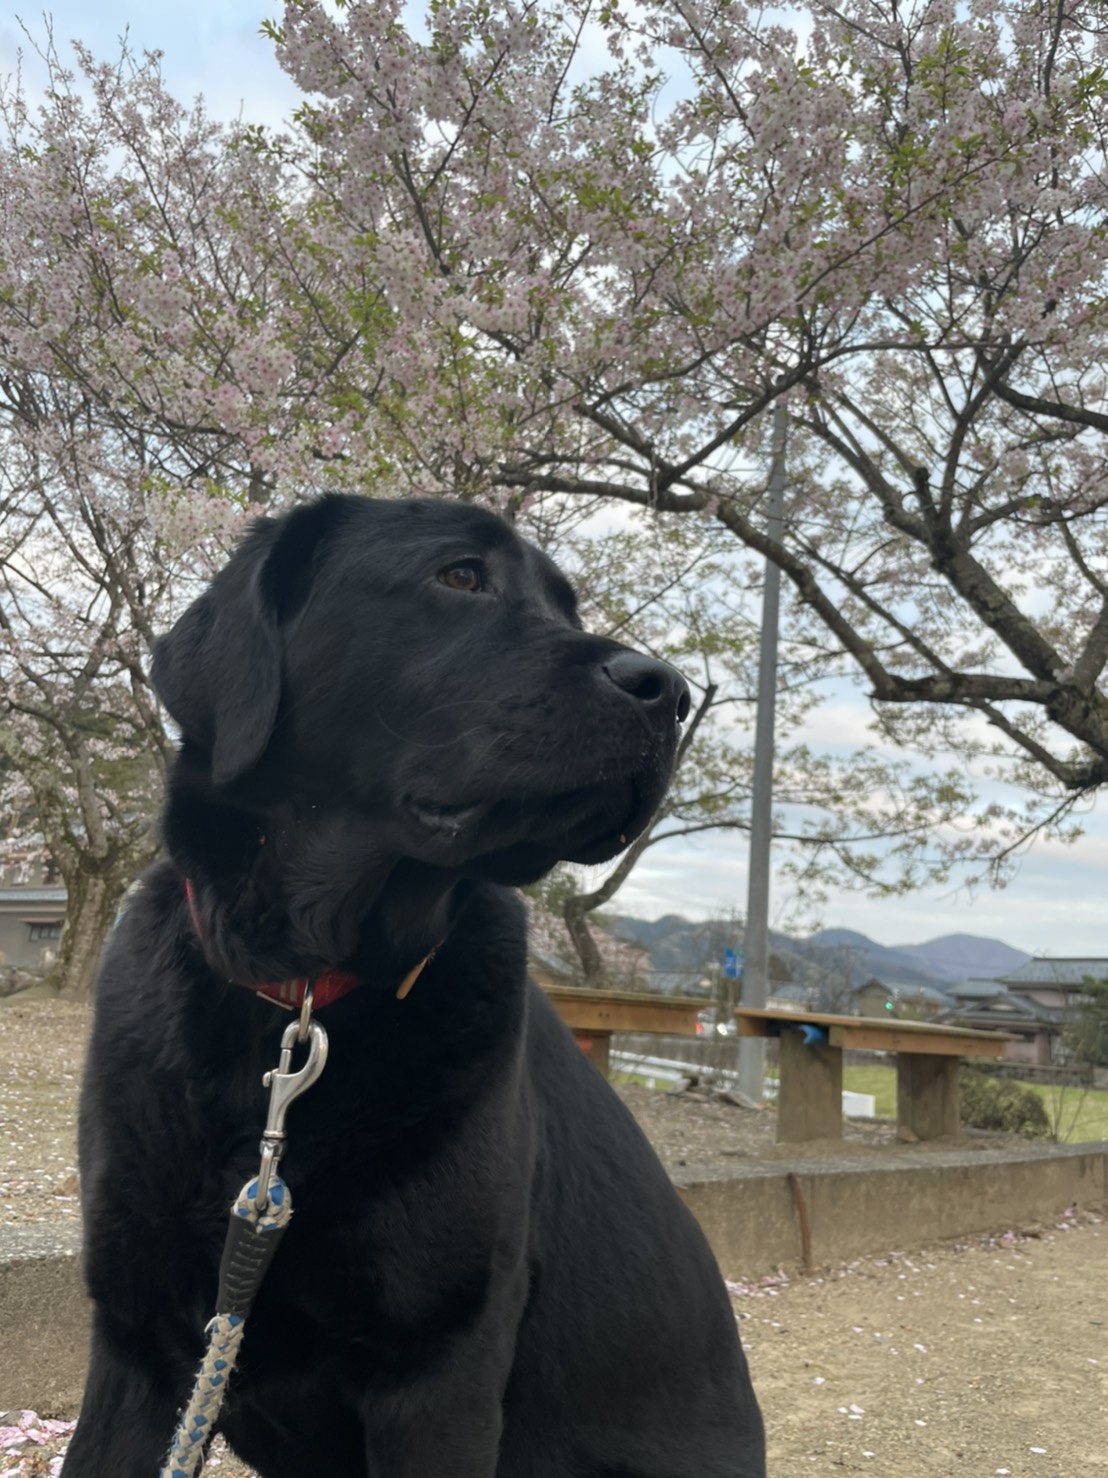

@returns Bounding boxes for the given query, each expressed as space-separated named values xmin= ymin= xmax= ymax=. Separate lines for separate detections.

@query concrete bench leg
xmin=776 ymin=1030 xmax=843 ymax=1142
xmin=897 ymin=1053 xmax=960 ymax=1140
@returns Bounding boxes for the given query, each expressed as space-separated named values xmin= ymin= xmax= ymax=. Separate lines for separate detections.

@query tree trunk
xmin=47 ymin=866 xmax=129 ymax=1001
xmin=563 ymin=895 xmax=606 ymax=987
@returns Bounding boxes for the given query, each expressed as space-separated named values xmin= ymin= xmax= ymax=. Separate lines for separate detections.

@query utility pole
xmin=737 ymin=401 xmax=787 ymax=1104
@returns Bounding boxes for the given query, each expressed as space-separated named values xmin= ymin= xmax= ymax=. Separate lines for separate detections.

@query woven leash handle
xmin=160 ymin=1311 xmax=246 ymax=1478
xmin=159 ymin=1178 xmax=293 ymax=1478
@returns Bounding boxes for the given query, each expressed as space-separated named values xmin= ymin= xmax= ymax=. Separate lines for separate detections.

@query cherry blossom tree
xmin=10 ymin=0 xmax=1108 ymax=994
xmin=269 ymin=0 xmax=1108 ymax=868
xmin=0 ymin=34 xmax=398 ymax=995
xmin=0 ymin=24 xmax=952 ymax=999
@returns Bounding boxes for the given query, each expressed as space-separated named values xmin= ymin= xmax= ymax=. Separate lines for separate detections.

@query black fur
xmin=63 ymin=495 xmax=765 ymax=1478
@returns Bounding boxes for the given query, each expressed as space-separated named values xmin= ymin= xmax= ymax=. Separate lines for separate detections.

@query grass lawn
xmin=1023 ymin=1080 xmax=1108 ymax=1142
xmin=765 ymin=1063 xmax=899 ymax=1118
xmin=767 ymin=1062 xmax=1108 ymax=1142
xmin=841 ymin=1064 xmax=898 ymax=1119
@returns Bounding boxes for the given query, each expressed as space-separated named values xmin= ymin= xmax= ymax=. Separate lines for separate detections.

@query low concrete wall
xmin=681 ymin=1139 xmax=1108 ymax=1281
xmin=0 ymin=1224 xmax=86 ymax=1416
xmin=4 ymin=1141 xmax=1107 ymax=1416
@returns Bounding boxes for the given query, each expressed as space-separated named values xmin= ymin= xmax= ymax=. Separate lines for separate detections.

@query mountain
xmin=605 ymin=914 xmax=1029 ymax=999
xmin=612 ymin=914 xmax=694 ymax=953
xmin=804 ymin=928 xmax=1029 ymax=984
xmin=782 ymin=929 xmax=949 ymax=995
xmin=607 ymin=913 xmax=848 ymax=997
xmin=891 ymin=934 xmax=1030 ymax=981
xmin=607 ymin=914 xmax=731 ymax=983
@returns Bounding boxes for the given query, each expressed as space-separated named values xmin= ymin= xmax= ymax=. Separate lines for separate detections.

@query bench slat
xmin=826 ymin=1024 xmax=1005 ymax=1057
xmin=735 ymin=1005 xmax=1014 ymax=1054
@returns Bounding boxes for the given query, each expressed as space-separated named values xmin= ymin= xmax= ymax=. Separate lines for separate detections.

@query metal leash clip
xmin=254 ymin=1006 xmax=329 ymax=1212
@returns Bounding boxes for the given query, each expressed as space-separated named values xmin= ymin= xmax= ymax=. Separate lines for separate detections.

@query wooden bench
xmin=736 ymin=1006 xmax=1014 ymax=1143
xmin=543 ymin=985 xmax=703 ymax=1076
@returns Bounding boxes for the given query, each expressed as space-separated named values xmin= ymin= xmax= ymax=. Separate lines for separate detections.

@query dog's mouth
xmin=406 ymin=796 xmax=488 ymax=837
xmin=548 ymin=777 xmax=650 ymax=861
xmin=404 ymin=773 xmax=655 ymax=870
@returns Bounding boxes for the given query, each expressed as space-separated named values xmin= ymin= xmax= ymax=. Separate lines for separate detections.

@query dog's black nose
xmin=602 ymin=652 xmax=691 ymax=723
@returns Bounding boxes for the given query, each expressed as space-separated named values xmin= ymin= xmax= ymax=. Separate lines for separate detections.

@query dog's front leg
xmin=59 ymin=1307 xmax=194 ymax=1477
xmin=361 ymin=1369 xmax=505 ymax=1478
xmin=358 ymin=1279 xmax=528 ymax=1478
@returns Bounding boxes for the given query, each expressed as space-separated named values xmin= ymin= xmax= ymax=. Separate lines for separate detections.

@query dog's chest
xmin=174 ymin=1078 xmax=529 ymax=1332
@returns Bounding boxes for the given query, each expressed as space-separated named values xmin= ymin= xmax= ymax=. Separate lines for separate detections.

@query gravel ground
xmin=612 ymin=1080 xmax=1033 ymax=1179
xmin=0 ymin=1000 xmax=86 ymax=1226
xmin=742 ymin=1214 xmax=1107 ymax=1475
xmin=2 ymin=997 xmax=1106 ymax=1477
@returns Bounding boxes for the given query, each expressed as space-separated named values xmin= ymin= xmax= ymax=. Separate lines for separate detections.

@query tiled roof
xmin=941 ymin=1010 xmax=1041 ymax=1034
xmin=894 ymin=984 xmax=950 ymax=1003
xmin=943 ymin=984 xmax=1068 ymax=1025
xmin=855 ymin=979 xmax=951 ymax=1004
xmin=948 ymin=979 xmax=1009 ymax=999
xmin=1002 ymin=958 xmax=1108 ymax=988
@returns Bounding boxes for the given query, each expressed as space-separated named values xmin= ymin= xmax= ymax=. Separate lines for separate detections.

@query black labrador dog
xmin=62 ymin=495 xmax=765 ymax=1478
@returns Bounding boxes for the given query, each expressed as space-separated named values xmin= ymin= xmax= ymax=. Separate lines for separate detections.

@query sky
xmin=5 ymin=0 xmax=1107 ymax=960
xmin=608 ymin=665 xmax=1108 ymax=959
xmin=1 ymin=2 xmax=303 ymax=130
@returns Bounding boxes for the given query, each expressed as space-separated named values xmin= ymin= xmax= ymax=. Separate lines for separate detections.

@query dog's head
xmin=154 ymin=495 xmax=688 ymax=899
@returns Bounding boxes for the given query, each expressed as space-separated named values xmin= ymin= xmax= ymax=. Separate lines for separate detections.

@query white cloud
xmin=614 ymin=823 xmax=1108 ymax=957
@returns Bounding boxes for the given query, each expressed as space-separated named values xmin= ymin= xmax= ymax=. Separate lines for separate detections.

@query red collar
xmin=241 ymin=968 xmax=361 ymax=1012
xmin=184 ymin=878 xmax=431 ymax=1010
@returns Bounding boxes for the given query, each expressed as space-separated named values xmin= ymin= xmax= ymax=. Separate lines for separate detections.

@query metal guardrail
xmin=610 ymin=1051 xmax=877 ymax=1116
xmin=610 ymin=1050 xmax=747 ymax=1092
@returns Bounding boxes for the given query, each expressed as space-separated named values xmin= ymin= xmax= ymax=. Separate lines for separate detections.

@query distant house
xmin=853 ymin=978 xmax=895 ymax=1017
xmin=990 ymin=958 xmax=1107 ymax=1065
xmin=0 ymin=885 xmax=67 ymax=971
xmin=1000 ymin=957 xmax=1107 ymax=1012
xmin=851 ymin=977 xmax=948 ymax=1021
xmin=890 ymin=981 xmax=950 ymax=1020
xmin=943 ymin=971 xmax=1081 ymax=1065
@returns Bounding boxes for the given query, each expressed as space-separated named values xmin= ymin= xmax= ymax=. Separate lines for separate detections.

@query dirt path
xmin=5 ymin=1219 xmax=1104 ymax=1477
xmin=738 ymin=1216 xmax=1107 ymax=1477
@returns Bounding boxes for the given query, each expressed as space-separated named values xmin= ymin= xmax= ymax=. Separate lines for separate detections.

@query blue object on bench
xmin=792 ymin=1023 xmax=829 ymax=1047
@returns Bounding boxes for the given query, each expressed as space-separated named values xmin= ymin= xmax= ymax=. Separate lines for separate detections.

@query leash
xmin=161 ymin=881 xmax=439 ymax=1476
xmin=160 ymin=998 xmax=328 ymax=1478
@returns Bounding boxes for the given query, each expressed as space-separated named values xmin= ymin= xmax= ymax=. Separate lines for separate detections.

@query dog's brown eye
xmin=438 ymin=564 xmax=485 ymax=593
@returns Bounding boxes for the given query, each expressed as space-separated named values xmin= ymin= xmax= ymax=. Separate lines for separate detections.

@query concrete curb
xmin=679 ymin=1139 xmax=1108 ymax=1281
xmin=0 ymin=1223 xmax=85 ymax=1416
xmin=4 ymin=1141 xmax=1107 ymax=1416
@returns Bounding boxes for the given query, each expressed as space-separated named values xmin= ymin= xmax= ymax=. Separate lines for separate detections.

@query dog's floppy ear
xmin=152 ymin=499 xmax=340 ymax=784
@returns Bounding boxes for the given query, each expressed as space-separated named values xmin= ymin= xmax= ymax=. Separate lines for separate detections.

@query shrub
xmin=959 ymin=1068 xmax=1050 ymax=1138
